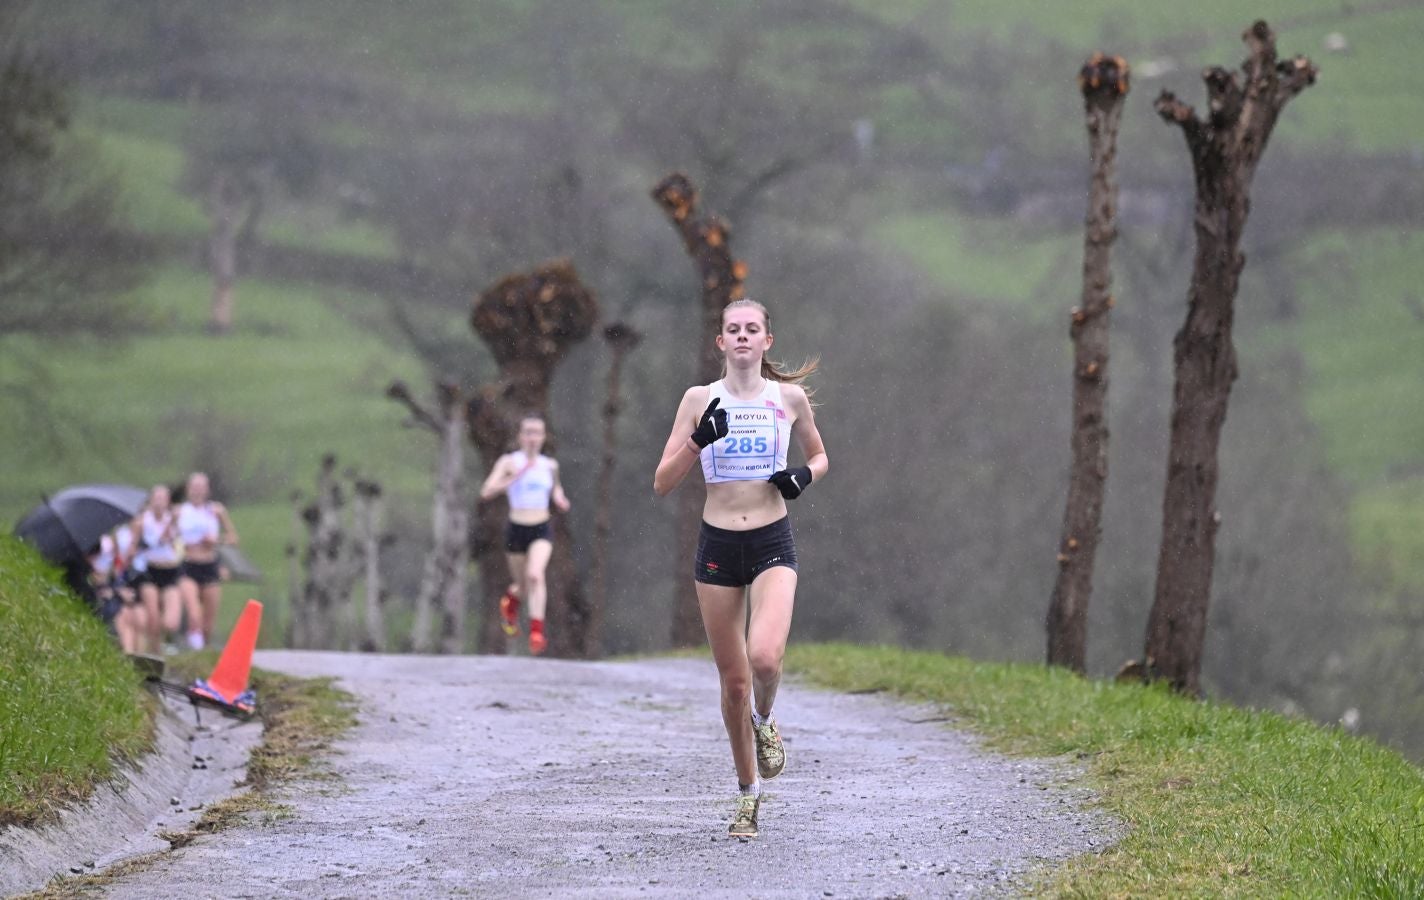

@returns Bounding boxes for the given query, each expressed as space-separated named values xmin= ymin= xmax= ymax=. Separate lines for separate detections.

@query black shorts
xmin=143 ymin=565 xmax=182 ymax=589
xmin=695 ymin=517 xmax=798 ymax=588
xmin=505 ymin=521 xmax=553 ymax=554
xmin=182 ymin=560 xmax=222 ymax=586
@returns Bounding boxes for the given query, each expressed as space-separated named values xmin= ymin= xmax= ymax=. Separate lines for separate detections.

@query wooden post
xmin=1144 ymin=21 xmax=1317 ymax=694
xmin=1046 ymin=54 xmax=1129 ymax=672
xmin=587 ymin=322 xmax=643 ymax=659
xmin=650 ymin=172 xmax=747 ymax=648
xmin=353 ymin=479 xmax=385 ymax=652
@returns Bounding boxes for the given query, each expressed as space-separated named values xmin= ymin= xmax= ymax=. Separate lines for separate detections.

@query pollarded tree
xmin=468 ymin=260 xmax=599 ymax=657
xmin=1143 ymin=21 xmax=1317 ymax=694
xmin=650 ymin=172 xmax=748 ymax=648
xmin=1046 ymin=53 xmax=1129 ymax=673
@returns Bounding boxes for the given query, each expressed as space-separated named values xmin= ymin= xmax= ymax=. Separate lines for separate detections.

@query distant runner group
xmin=90 ymin=471 xmax=238 ymax=655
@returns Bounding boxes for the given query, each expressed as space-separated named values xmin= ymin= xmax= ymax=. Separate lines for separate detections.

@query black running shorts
xmin=695 ymin=517 xmax=798 ymax=587
xmin=182 ymin=560 xmax=222 ymax=586
xmin=505 ymin=520 xmax=553 ymax=554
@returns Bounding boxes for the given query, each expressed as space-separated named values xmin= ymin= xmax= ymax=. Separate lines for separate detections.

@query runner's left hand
xmin=768 ymin=466 xmax=813 ymax=500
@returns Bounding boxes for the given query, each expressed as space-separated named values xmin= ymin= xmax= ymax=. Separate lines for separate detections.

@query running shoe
xmin=528 ymin=629 xmax=547 ymax=655
xmin=728 ymin=793 xmax=760 ymax=839
xmin=753 ymin=716 xmax=786 ymax=780
xmin=498 ymin=591 xmax=520 ymax=636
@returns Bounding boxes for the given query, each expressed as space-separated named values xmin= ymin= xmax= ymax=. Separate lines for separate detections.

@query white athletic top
xmin=506 ymin=453 xmax=556 ymax=512
xmin=142 ymin=509 xmax=180 ymax=567
xmin=120 ymin=522 xmax=147 ymax=574
xmin=177 ymin=502 xmax=220 ymax=548
xmin=700 ymin=379 xmax=792 ymax=484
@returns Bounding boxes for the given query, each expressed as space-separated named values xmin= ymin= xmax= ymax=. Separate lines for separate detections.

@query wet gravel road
xmin=101 ymin=652 xmax=1116 ymax=898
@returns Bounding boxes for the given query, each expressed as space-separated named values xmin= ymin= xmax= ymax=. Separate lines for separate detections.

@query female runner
xmin=132 ymin=484 xmax=184 ymax=653
xmin=653 ymin=298 xmax=828 ymax=839
xmin=477 ymin=414 xmax=571 ymax=655
xmin=176 ymin=472 xmax=239 ymax=649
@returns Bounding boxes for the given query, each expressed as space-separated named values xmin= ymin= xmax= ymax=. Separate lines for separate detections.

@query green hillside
xmin=5 ymin=0 xmax=1422 ymax=646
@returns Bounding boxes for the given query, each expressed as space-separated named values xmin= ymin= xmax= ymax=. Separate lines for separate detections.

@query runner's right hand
xmin=690 ymin=397 xmax=729 ymax=448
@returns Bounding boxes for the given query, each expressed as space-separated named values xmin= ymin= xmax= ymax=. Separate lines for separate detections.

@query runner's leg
xmin=164 ymin=581 xmax=187 ymax=639
xmin=140 ymin=581 xmax=161 ymax=653
xmin=200 ymin=581 xmax=222 ymax=644
xmin=524 ymin=539 xmax=553 ymax=622
xmin=747 ymin=567 xmax=797 ymax=718
xmin=697 ymin=582 xmax=757 ymax=786
xmin=178 ymin=575 xmax=203 ymax=648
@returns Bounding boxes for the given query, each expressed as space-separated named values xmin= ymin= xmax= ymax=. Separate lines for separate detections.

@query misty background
xmin=3 ymin=1 xmax=1422 ymax=757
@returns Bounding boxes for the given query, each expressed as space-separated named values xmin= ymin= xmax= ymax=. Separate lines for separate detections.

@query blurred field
xmin=5 ymin=0 xmax=1422 ymax=637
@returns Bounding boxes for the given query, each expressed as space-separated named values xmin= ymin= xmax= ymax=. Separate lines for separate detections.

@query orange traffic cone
xmin=192 ymin=599 xmax=262 ymax=710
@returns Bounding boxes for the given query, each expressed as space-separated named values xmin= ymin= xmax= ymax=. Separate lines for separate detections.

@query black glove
xmin=690 ymin=397 xmax=729 ymax=448
xmin=768 ymin=466 xmax=813 ymax=500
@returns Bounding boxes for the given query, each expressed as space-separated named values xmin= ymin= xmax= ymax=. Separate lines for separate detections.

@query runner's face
xmin=717 ymin=307 xmax=772 ymax=368
xmin=519 ymin=419 xmax=545 ymax=454
xmin=187 ymin=475 xmax=209 ymax=503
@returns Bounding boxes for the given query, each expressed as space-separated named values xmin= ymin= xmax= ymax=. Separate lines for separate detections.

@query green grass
xmin=0 ymin=537 xmax=152 ymax=826
xmin=788 ymin=643 xmax=1424 ymax=897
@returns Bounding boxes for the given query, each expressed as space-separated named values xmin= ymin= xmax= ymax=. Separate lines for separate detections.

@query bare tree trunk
xmin=389 ymin=382 xmax=470 ymax=654
xmin=467 ymin=261 xmax=598 ymax=656
xmin=587 ymin=323 xmax=642 ymax=659
xmin=1143 ymin=21 xmax=1317 ymax=694
xmin=1046 ymin=54 xmax=1130 ymax=673
xmin=206 ymin=171 xmax=240 ymax=335
xmin=353 ymin=479 xmax=386 ymax=653
xmin=650 ymin=173 xmax=748 ymax=648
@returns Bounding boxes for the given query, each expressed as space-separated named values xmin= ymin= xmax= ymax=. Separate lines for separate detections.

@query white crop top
xmin=142 ymin=509 xmax=180 ymax=566
xmin=506 ymin=453 xmax=555 ymax=511
xmin=177 ymin=502 xmax=220 ymax=547
xmin=700 ymin=379 xmax=793 ymax=484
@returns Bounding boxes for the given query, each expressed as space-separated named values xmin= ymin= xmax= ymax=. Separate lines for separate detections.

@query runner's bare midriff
xmin=703 ymin=480 xmax=788 ymax=530
xmin=508 ymin=508 xmax=552 ymax=527
xmin=184 ymin=546 xmax=220 ymax=564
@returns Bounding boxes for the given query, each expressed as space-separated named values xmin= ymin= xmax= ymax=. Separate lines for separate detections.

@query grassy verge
xmin=786 ymin=643 xmax=1424 ymax=897
xmin=0 ymin=537 xmax=152 ymax=827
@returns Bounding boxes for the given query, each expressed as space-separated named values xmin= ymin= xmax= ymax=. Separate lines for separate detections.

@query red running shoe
xmin=499 ymin=591 xmax=520 ymax=636
xmin=529 ymin=620 xmax=547 ymax=655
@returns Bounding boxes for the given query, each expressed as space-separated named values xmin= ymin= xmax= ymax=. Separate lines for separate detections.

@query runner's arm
xmin=653 ymin=386 xmax=708 ymax=496
xmin=214 ymin=503 xmax=239 ymax=546
xmin=478 ymin=454 xmax=515 ymax=502
xmin=786 ymin=386 xmax=828 ymax=484
xmin=550 ymin=461 xmax=571 ymax=512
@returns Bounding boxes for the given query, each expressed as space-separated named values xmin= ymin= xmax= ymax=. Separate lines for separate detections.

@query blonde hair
xmin=721 ymin=298 xmax=819 ymax=393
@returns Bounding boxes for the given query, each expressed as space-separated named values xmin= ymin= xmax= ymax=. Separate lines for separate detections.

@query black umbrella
xmin=13 ymin=483 xmax=148 ymax=566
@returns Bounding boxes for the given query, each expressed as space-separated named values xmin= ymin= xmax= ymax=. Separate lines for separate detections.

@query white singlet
xmin=506 ymin=453 xmax=555 ymax=511
xmin=177 ymin=502 xmax=220 ymax=548
xmin=142 ymin=509 xmax=180 ymax=567
xmin=700 ymin=379 xmax=793 ymax=484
